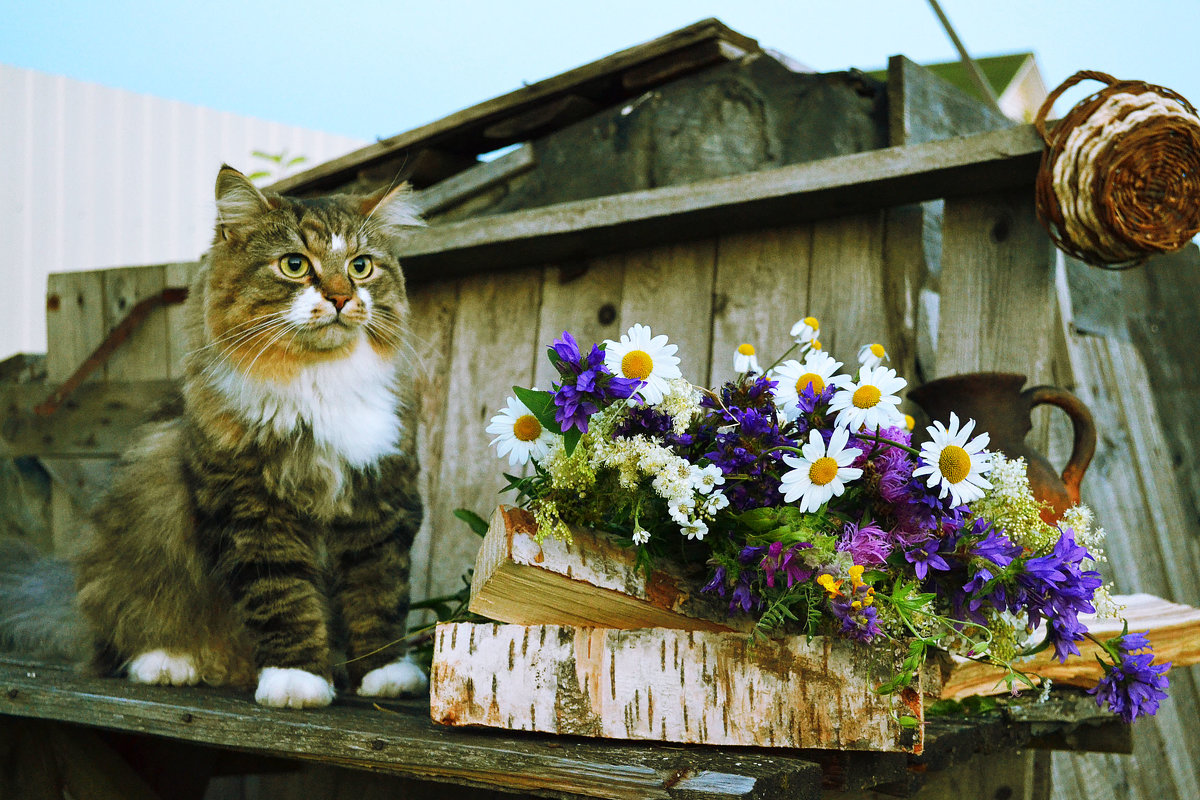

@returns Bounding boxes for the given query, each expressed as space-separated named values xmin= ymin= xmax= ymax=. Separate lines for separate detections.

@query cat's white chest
xmin=215 ymin=341 xmax=402 ymax=467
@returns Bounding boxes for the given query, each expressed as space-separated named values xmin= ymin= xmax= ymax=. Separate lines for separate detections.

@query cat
xmin=1 ymin=166 xmax=427 ymax=708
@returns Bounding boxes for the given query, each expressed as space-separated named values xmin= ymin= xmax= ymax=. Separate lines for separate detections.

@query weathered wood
xmin=430 ymin=622 xmax=927 ymax=753
xmin=103 ymin=265 xmax=169 ymax=381
xmin=164 ymin=262 xmax=202 ymax=377
xmin=807 ymin=211 xmax=891 ymax=362
xmin=469 ymin=506 xmax=741 ymax=633
xmin=269 ymin=19 xmax=760 ymax=195
xmin=709 ymin=223 xmax=812 ymax=387
xmin=393 ymin=126 xmax=1045 ymax=283
xmin=0 ymin=658 xmax=832 ymax=800
xmin=415 ymin=144 xmax=536 ymax=218
xmin=942 ymin=593 xmax=1200 ymax=700
xmin=45 ymin=270 xmax=105 ymax=384
xmin=885 ymin=55 xmax=1011 ymax=148
xmin=0 ymin=380 xmax=176 ymax=458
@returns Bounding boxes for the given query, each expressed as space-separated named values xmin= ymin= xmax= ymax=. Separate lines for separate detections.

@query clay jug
xmin=907 ymin=373 xmax=1096 ymax=523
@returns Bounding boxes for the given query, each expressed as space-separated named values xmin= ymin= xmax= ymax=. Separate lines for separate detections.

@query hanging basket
xmin=1034 ymin=70 xmax=1200 ymax=269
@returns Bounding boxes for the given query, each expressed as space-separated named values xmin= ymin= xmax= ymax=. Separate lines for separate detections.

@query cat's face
xmin=201 ymin=167 xmax=422 ymax=381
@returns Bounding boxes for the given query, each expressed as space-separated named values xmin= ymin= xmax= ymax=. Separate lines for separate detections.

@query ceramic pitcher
xmin=907 ymin=372 xmax=1096 ymax=523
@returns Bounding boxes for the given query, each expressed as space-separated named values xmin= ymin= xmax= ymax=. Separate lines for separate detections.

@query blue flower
xmin=1089 ymin=633 xmax=1171 ymax=722
xmin=904 ymin=536 xmax=953 ymax=581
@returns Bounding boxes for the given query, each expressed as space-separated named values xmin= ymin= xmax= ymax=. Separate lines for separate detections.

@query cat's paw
xmin=127 ymin=650 xmax=199 ymax=686
xmin=358 ymin=656 xmax=428 ymax=697
xmin=254 ymin=667 xmax=335 ymax=708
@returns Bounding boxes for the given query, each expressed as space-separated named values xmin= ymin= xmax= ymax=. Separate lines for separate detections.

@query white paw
xmin=127 ymin=650 xmax=200 ymax=686
xmin=358 ymin=656 xmax=428 ymax=697
xmin=254 ymin=667 xmax=335 ymax=709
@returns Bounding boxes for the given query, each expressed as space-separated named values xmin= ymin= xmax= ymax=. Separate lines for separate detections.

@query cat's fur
xmin=3 ymin=167 xmax=426 ymax=708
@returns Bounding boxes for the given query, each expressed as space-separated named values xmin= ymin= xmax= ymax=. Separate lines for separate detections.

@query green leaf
xmin=453 ymin=508 xmax=490 ymax=537
xmin=563 ymin=427 xmax=582 ymax=457
xmin=898 ymin=715 xmax=922 ymax=728
xmin=512 ymin=386 xmax=562 ymax=434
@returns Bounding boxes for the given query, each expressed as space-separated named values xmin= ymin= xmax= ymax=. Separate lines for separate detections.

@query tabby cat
xmin=8 ymin=166 xmax=426 ymax=708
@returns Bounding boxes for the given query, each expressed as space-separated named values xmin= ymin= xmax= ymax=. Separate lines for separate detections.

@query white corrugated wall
xmin=0 ymin=62 xmax=367 ymax=361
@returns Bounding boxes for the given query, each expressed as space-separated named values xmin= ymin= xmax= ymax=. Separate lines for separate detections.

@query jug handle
xmin=1020 ymin=385 xmax=1097 ymax=506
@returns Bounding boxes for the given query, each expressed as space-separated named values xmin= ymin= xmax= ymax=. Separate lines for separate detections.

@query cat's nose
xmin=326 ymin=293 xmax=352 ymax=312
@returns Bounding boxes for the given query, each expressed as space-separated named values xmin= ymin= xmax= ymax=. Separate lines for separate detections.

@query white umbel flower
xmin=680 ymin=518 xmax=709 ymax=541
xmin=858 ymin=343 xmax=890 ymax=369
xmin=769 ymin=351 xmax=845 ymax=421
xmin=780 ymin=428 xmax=863 ymax=512
xmin=790 ymin=316 xmax=820 ymax=346
xmin=603 ymin=323 xmax=682 ymax=405
xmin=632 ymin=527 xmax=650 ymax=545
xmin=486 ymin=396 xmax=557 ymax=466
xmin=913 ymin=412 xmax=994 ymax=507
xmin=828 ymin=366 xmax=907 ymax=431
xmin=733 ymin=343 xmax=761 ymax=374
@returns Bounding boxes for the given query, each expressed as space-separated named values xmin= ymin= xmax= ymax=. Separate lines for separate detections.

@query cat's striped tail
xmin=0 ymin=538 xmax=87 ymax=662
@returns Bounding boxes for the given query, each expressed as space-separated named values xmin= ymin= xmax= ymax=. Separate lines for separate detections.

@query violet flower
xmin=1089 ymin=632 xmax=1171 ymax=723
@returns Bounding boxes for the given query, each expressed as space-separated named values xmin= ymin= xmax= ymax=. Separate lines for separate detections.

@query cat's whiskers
xmin=204 ymin=319 xmax=293 ymax=377
xmin=240 ymin=321 xmax=302 ymax=377
xmin=364 ymin=315 xmax=421 ymax=375
xmin=190 ymin=311 xmax=291 ymax=355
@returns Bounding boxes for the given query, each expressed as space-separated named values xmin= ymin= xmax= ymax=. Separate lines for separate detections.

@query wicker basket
xmin=1034 ymin=70 xmax=1200 ymax=269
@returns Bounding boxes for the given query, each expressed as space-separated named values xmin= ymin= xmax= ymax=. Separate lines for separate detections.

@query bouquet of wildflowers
xmin=486 ymin=318 xmax=1170 ymax=722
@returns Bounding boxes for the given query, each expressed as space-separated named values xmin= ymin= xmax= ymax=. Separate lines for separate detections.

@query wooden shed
xmin=3 ymin=18 xmax=1198 ymax=800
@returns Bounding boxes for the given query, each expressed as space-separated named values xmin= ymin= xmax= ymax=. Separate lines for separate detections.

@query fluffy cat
xmin=2 ymin=166 xmax=426 ymax=708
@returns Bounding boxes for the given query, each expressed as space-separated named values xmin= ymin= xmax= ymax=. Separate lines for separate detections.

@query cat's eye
xmin=278 ymin=253 xmax=311 ymax=279
xmin=349 ymin=255 xmax=374 ymax=280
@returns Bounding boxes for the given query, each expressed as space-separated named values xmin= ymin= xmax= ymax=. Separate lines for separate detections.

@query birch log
xmin=430 ymin=623 xmax=927 ymax=753
xmin=470 ymin=506 xmax=745 ymax=632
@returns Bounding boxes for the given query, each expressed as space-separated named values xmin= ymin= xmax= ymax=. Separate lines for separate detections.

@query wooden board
xmin=430 ymin=622 xmax=927 ymax=753
xmin=469 ymin=506 xmax=741 ymax=633
xmin=393 ymin=125 xmax=1045 ymax=283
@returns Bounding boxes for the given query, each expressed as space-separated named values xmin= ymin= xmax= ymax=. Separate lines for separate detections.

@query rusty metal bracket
xmin=35 ymin=287 xmax=189 ymax=417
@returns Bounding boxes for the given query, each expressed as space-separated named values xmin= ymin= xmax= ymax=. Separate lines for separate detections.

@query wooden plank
xmin=404 ymin=279 xmax=460 ymax=620
xmin=269 ymin=19 xmax=759 ymax=195
xmin=469 ymin=506 xmax=742 ymax=633
xmin=430 ymin=622 xmax=926 ymax=753
xmin=423 ymin=267 xmax=544 ymax=601
xmin=935 ymin=188 xmax=1055 ymax=379
xmin=709 ymin=223 xmax=812 ymax=387
xmin=885 ymin=55 xmax=1010 ymax=148
xmin=102 ymin=265 xmax=170 ymax=382
xmin=616 ymin=240 xmax=717 ymax=385
xmin=0 ymin=380 xmax=176 ymax=459
xmin=414 ymin=144 xmax=536 ymax=218
xmin=45 ymin=270 xmax=106 ymax=384
xmin=0 ymin=659 xmax=829 ymax=800
xmin=393 ymin=126 xmax=1046 ymax=283
xmin=807 ymin=212 xmax=891 ymax=362
xmin=941 ymin=593 xmax=1200 ymax=699
xmin=164 ymin=261 xmax=201 ymax=378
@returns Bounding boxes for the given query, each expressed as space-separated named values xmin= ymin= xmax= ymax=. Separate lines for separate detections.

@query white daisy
xmin=828 ymin=365 xmax=907 ymax=431
xmin=780 ymin=428 xmax=863 ymax=512
xmin=790 ymin=316 xmax=820 ymax=346
xmin=769 ymin=351 xmax=846 ymax=421
xmin=858 ymin=343 xmax=890 ymax=369
xmin=733 ymin=343 xmax=761 ymax=374
xmin=604 ymin=323 xmax=682 ymax=405
xmin=486 ymin=396 xmax=557 ymax=466
xmin=913 ymin=412 xmax=994 ymax=506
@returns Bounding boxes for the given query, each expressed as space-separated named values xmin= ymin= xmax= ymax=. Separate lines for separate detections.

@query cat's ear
xmin=214 ymin=165 xmax=277 ymax=235
xmin=359 ymin=182 xmax=424 ymax=234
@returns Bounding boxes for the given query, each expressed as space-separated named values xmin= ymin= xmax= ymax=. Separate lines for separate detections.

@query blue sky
xmin=3 ymin=1 xmax=1198 ymax=143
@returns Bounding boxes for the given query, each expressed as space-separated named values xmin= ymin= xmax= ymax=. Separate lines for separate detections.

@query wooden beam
xmin=395 ymin=125 xmax=1046 ymax=282
xmin=269 ymin=19 xmax=759 ymax=195
xmin=413 ymin=144 xmax=536 ymax=217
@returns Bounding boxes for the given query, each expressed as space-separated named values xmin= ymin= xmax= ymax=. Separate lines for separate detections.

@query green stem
xmin=764 ymin=341 xmax=802 ymax=374
xmin=853 ymin=431 xmax=921 ymax=458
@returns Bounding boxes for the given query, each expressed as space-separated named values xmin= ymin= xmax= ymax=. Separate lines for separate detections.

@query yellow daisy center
xmin=938 ymin=444 xmax=972 ymax=484
xmin=811 ymin=339 xmax=822 ymax=351
xmin=904 ymin=414 xmax=915 ymax=431
xmin=808 ymin=456 xmax=839 ymax=486
xmin=512 ymin=414 xmax=542 ymax=442
xmin=803 ymin=316 xmax=819 ymax=329
xmin=621 ymin=350 xmax=654 ymax=380
xmin=852 ymin=385 xmax=882 ymax=409
xmin=869 ymin=343 xmax=886 ymax=358
xmin=796 ymin=372 xmax=825 ymax=394
xmin=737 ymin=343 xmax=756 ymax=355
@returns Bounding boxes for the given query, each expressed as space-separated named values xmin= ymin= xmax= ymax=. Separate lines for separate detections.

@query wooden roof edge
xmin=393 ymin=124 xmax=1046 ymax=281
xmin=268 ymin=18 xmax=760 ymax=196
